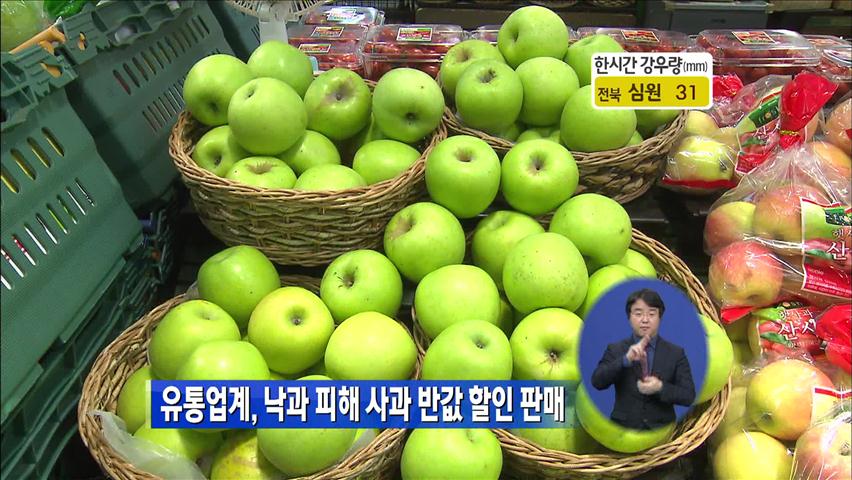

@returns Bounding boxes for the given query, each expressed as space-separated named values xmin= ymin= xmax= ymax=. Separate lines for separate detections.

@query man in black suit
xmin=591 ymin=288 xmax=695 ymax=430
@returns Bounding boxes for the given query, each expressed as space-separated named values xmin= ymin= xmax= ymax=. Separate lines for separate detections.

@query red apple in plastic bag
xmin=826 ymin=99 xmax=852 ymax=155
xmin=752 ymin=184 xmax=831 ymax=243
xmin=709 ymin=241 xmax=784 ymax=307
xmin=791 ymin=406 xmax=851 ymax=480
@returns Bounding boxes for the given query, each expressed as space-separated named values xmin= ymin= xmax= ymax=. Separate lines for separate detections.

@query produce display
xmin=576 ymin=27 xmax=693 ymax=53
xmin=806 ymin=35 xmax=852 ymax=102
xmin=362 ymin=24 xmax=465 ymax=80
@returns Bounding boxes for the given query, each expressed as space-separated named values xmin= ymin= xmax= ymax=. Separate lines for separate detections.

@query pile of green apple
xmin=115 ymin=245 xmax=418 ymax=479
xmin=183 ymin=41 xmax=446 ymax=191
xmin=438 ymin=5 xmax=681 ymax=151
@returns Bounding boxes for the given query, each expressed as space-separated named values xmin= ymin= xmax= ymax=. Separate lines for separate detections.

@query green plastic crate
xmin=0 ymin=244 xmax=157 ymax=480
xmin=141 ymin=185 xmax=181 ymax=285
xmin=59 ymin=1 xmax=235 ymax=210
xmin=0 ymin=46 xmax=142 ymax=424
xmin=209 ymin=1 xmax=260 ymax=61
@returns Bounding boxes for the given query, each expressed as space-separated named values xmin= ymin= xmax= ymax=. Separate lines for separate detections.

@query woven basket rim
xmin=77 ymin=275 xmax=420 ymax=480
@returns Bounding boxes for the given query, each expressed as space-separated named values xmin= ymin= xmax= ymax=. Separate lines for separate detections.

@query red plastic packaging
xmin=362 ymin=24 xmax=464 ymax=80
xmin=302 ymin=6 xmax=384 ymax=26
xmin=287 ymin=24 xmax=368 ymax=48
xmin=296 ymin=42 xmax=365 ymax=76
xmin=805 ymin=35 xmax=852 ymax=104
xmin=816 ymin=304 xmax=852 ymax=375
xmin=577 ymin=27 xmax=693 ymax=53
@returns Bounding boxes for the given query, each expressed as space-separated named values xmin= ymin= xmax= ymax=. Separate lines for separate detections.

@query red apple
xmin=752 ymin=184 xmax=831 ymax=243
xmin=708 ymin=241 xmax=784 ymax=307
xmin=826 ymin=99 xmax=851 ymax=155
xmin=704 ymin=201 xmax=757 ymax=253
xmin=792 ymin=411 xmax=852 ymax=480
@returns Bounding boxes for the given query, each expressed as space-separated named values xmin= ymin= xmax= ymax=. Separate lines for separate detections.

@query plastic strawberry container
xmin=302 ymin=6 xmax=384 ymax=26
xmin=296 ymin=42 xmax=365 ymax=77
xmin=287 ymin=24 xmax=368 ymax=48
xmin=577 ymin=27 xmax=692 ymax=53
xmin=696 ymin=29 xmax=820 ymax=85
xmin=804 ymin=35 xmax=851 ymax=102
xmin=471 ymin=24 xmax=578 ymax=46
xmin=362 ymin=24 xmax=465 ymax=80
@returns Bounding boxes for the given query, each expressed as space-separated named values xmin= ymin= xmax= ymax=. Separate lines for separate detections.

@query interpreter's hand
xmin=626 ymin=335 xmax=651 ymax=363
xmin=637 ymin=376 xmax=663 ymax=395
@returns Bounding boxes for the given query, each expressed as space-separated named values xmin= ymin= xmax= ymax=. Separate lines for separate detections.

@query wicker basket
xmin=443 ymin=108 xmax=686 ymax=204
xmin=529 ymin=0 xmax=581 ymax=8
xmin=78 ymin=275 xmax=421 ymax=480
xmin=169 ymin=85 xmax=447 ymax=267
xmin=413 ymin=229 xmax=729 ymax=480
xmin=587 ymin=0 xmax=635 ymax=7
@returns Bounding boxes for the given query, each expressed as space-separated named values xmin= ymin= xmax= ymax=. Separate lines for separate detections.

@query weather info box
xmin=150 ymin=380 xmax=574 ymax=429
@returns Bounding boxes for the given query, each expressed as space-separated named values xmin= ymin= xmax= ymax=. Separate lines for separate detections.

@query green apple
xmin=575 ymin=385 xmax=675 ymax=453
xmin=550 ymin=193 xmax=632 ymax=266
xmin=304 ymin=68 xmax=372 ymax=141
xmin=472 ymin=210 xmax=545 ymax=290
xmin=683 ymin=110 xmax=719 ymax=137
xmin=352 ymin=139 xmax=421 ymax=184
xmin=440 ymin=39 xmax=505 ymax=98
xmin=278 ymin=130 xmax=341 ymax=175
xmin=422 ymin=320 xmax=512 ymax=380
xmin=517 ymin=126 xmax=561 ymax=143
xmin=725 ymin=317 xmax=750 ymax=343
xmin=293 ymin=164 xmax=366 ymax=191
xmin=510 ymin=308 xmax=583 ymax=381
xmin=512 ymin=388 xmax=599 ymax=454
xmin=616 ymin=249 xmax=656 ymax=277
xmin=696 ymin=314 xmax=733 ymax=404
xmin=708 ymin=385 xmax=749 ymax=448
xmin=247 ymin=40 xmax=314 ymax=97
xmin=414 ymin=264 xmax=501 ymax=339
xmin=183 ymin=54 xmax=254 ymax=126
xmin=350 ymin=113 xmax=388 ymax=149
xmin=225 ymin=157 xmax=296 ymax=189
xmin=320 ymin=249 xmax=403 ymax=323
xmin=561 ymin=86 xmax=636 ymax=152
xmin=210 ymin=432 xmax=280 ymax=480
xmin=627 ymin=131 xmax=643 ymax=146
xmin=148 ymin=300 xmax=240 ymax=379
xmin=577 ymin=265 xmax=640 ymax=319
xmin=497 ymin=5 xmax=570 ymax=68
xmin=383 ymin=202 xmax=466 ymax=283
xmin=197 ymin=245 xmax=280 ymax=330
xmin=636 ymin=109 xmax=681 ymax=139
xmin=713 ymin=431 xmax=793 ymax=480
xmin=116 ymin=365 xmax=154 ymax=434
xmin=503 ymin=232 xmax=588 ymax=314
xmin=497 ymin=296 xmax=514 ymax=337
xmin=425 ymin=135 xmax=501 ymax=219
xmin=497 ymin=121 xmax=524 ymax=142
xmin=325 ymin=312 xmax=417 ymax=380
xmin=666 ymin=136 xmax=733 ymax=183
xmin=401 ymin=429 xmax=502 ymax=480
xmin=372 ymin=68 xmax=445 ymax=144
xmin=455 ymin=60 xmax=523 ymax=135
xmin=192 ymin=126 xmax=250 ymax=177
xmin=228 ymin=78 xmax=307 ymax=155
xmin=176 ymin=340 xmax=270 ymax=380
xmin=704 ymin=201 xmax=756 ymax=253
xmin=248 ymin=287 xmax=334 ymax=375
xmin=517 ymin=57 xmax=579 ymax=126
xmin=564 ymin=34 xmax=624 ymax=87
xmin=501 ymin=139 xmax=579 ymax=216
xmin=134 ymin=422 xmax=222 ymax=461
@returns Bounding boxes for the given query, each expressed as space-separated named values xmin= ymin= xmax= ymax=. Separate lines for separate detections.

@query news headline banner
xmin=150 ymin=380 xmax=578 ymax=429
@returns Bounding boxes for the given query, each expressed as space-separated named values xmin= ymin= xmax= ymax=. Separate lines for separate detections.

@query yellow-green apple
xmin=248 ymin=287 xmax=334 ymax=374
xmin=324 ymin=312 xmax=417 ymax=380
xmin=353 ymin=139 xmax=420 ymax=184
xmin=517 ymin=126 xmax=561 ymax=143
xmin=510 ymin=308 xmax=583 ymax=381
xmin=704 ymin=201 xmax=756 ymax=253
xmin=575 ymin=385 xmax=674 ymax=453
xmin=635 ymin=109 xmax=681 ymax=139
xmin=372 ymin=68 xmax=444 ymax=143
xmin=711 ymin=126 xmax=740 ymax=152
xmin=176 ymin=340 xmax=270 ymax=380
xmin=564 ymin=34 xmax=624 ymax=87
xmin=516 ymin=57 xmax=579 ymax=126
xmin=383 ymin=202 xmax=466 ymax=282
xmin=278 ymin=130 xmax=341 ymax=175
xmin=210 ymin=431 xmax=280 ymax=480
xmin=724 ymin=317 xmax=750 ymax=342
xmin=455 ymin=60 xmax=523 ymax=135
xmin=578 ymin=265 xmax=640 ymax=318
xmin=148 ymin=300 xmax=240 ymax=379
xmin=426 ymin=135 xmax=501 ymax=219
xmin=497 ymin=121 xmax=524 ymax=142
xmin=421 ymin=320 xmax=512 ymax=380
xmin=512 ymin=387 xmax=600 ymax=454
xmin=117 ymin=365 xmax=154 ymax=434
xmin=708 ymin=385 xmax=749 ymax=448
xmin=350 ymin=113 xmax=388 ymax=149
xmin=503 ymin=232 xmax=588 ymax=314
xmin=257 ymin=375 xmax=356 ymax=477
xmin=320 ymin=249 xmax=402 ymax=324
xmin=497 ymin=5 xmax=569 ymax=68
xmin=293 ymin=164 xmax=366 ymax=191
xmin=134 ymin=422 xmax=222 ymax=461
xmin=811 ymin=140 xmax=852 ymax=181
xmin=228 ymin=78 xmax=307 ymax=155
xmin=197 ymin=245 xmax=280 ymax=330
xmin=225 ymin=157 xmax=297 ymax=189
xmin=303 ymin=68 xmax=372 ymax=141
xmin=302 ymin=360 xmax=327 ymax=378
xmin=439 ymin=39 xmax=505 ymax=98
xmin=401 ymin=429 xmax=502 ymax=480
xmin=666 ymin=136 xmax=733 ymax=183
xmin=730 ymin=341 xmax=753 ymax=387
xmin=247 ymin=40 xmax=313 ymax=97
xmin=695 ymin=314 xmax=733 ymax=404
xmin=708 ymin=241 xmax=783 ymax=307
xmin=472 ymin=210 xmax=545 ymax=289
xmin=183 ymin=54 xmax=254 ymax=126
xmin=627 ymin=131 xmax=643 ymax=146
xmin=497 ymin=296 xmax=514 ymax=337
xmin=792 ymin=410 xmax=852 ymax=480
xmin=192 ymin=126 xmax=249 ymax=177
xmin=561 ymin=86 xmax=637 ymax=152
xmin=617 ymin=249 xmax=656 ymax=277
xmin=713 ymin=431 xmax=792 ymax=480
xmin=683 ymin=110 xmax=719 ymax=137
xmin=752 ymin=184 xmax=832 ymax=243
xmin=500 ymin=139 xmax=579 ymax=216
xmin=747 ymin=358 xmax=836 ymax=440
xmin=550 ymin=193 xmax=632 ymax=266
xmin=415 ymin=264 xmax=501 ymax=339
